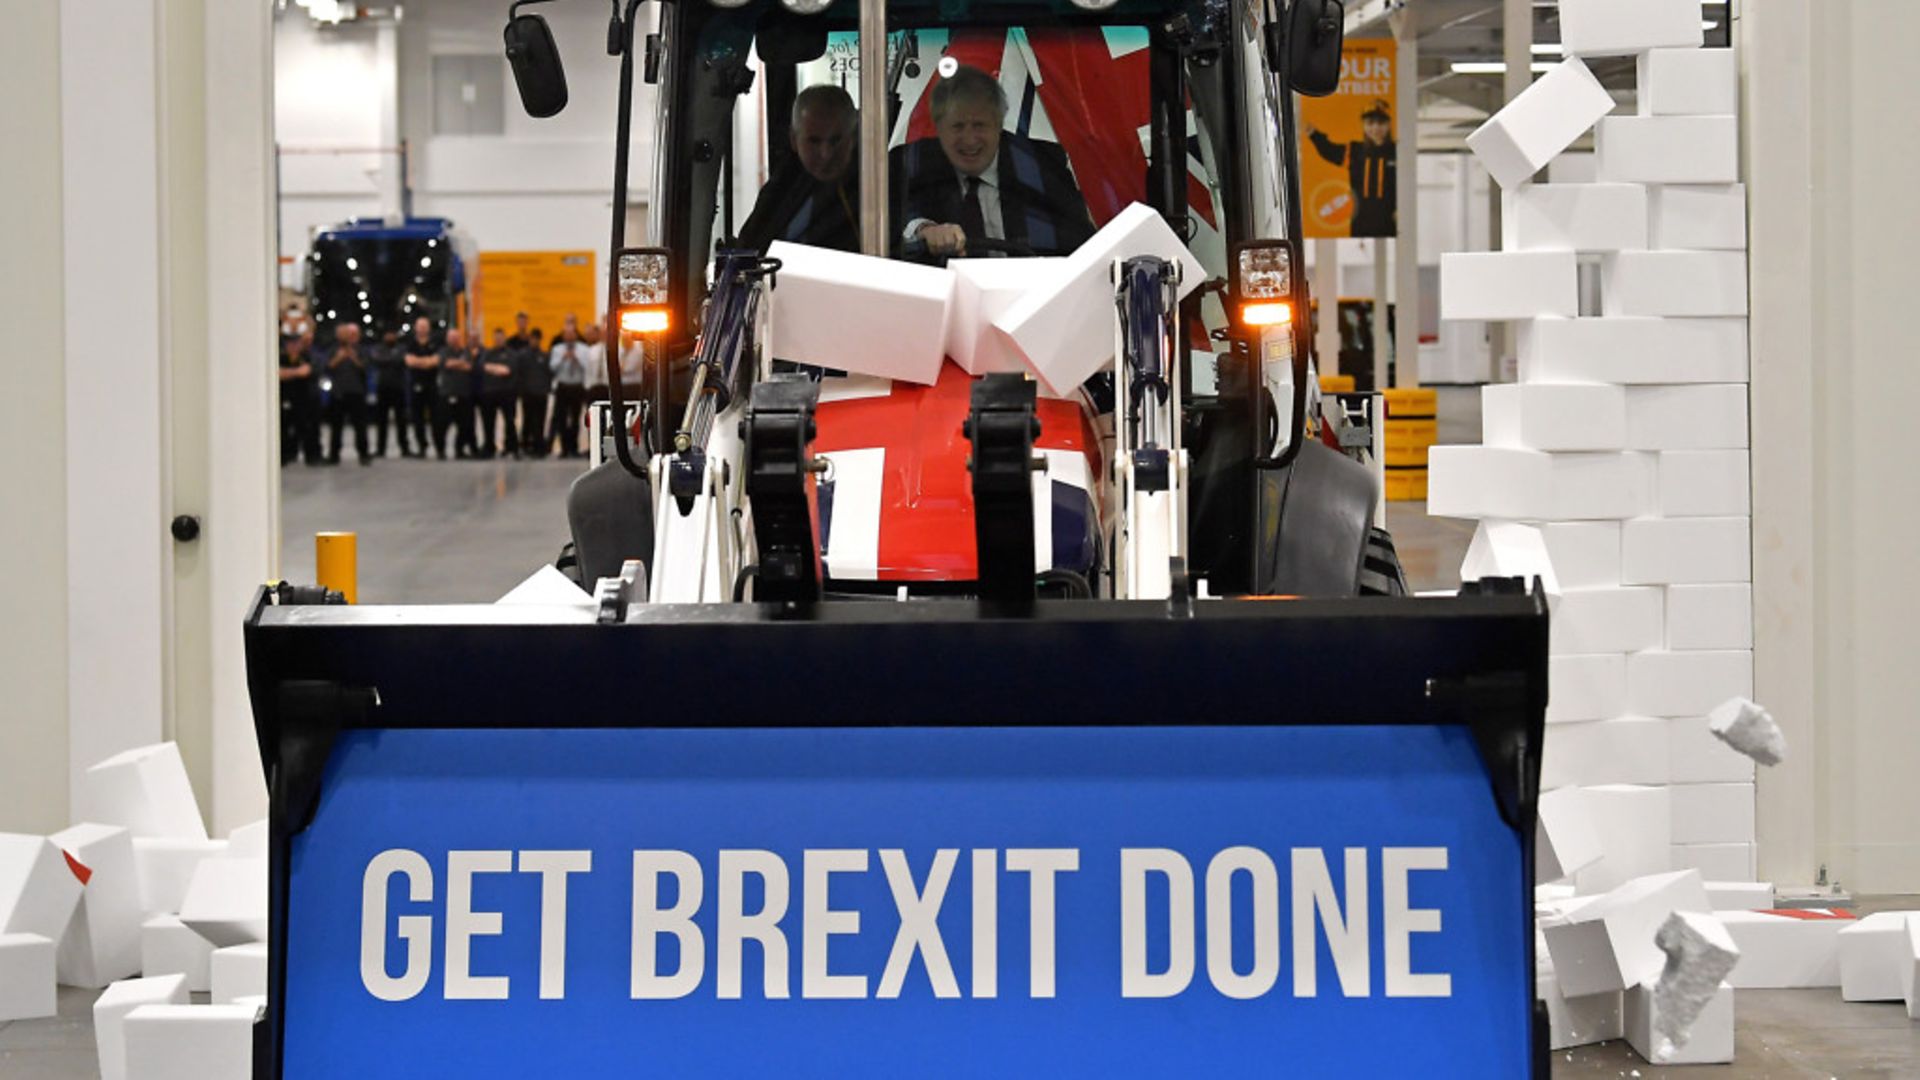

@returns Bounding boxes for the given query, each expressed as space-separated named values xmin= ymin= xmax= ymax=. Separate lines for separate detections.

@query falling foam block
xmin=1543 ymin=869 xmax=1711 ymax=996
xmin=1838 ymin=911 xmax=1918 ymax=1002
xmin=1460 ymin=521 xmax=1560 ymax=599
xmin=1539 ymin=970 xmax=1624 ymax=1050
xmin=176 ymin=857 xmax=267 ymax=948
xmin=140 ymin=914 xmax=213 ymax=992
xmin=496 ymin=564 xmax=591 ymax=605
xmin=94 ymin=974 xmax=191 ymax=1080
xmin=81 ymin=743 xmax=208 ymax=842
xmin=767 ymin=240 xmax=955 ymax=385
xmin=1718 ymin=909 xmax=1854 ymax=988
xmin=946 ymin=258 xmax=1065 ymax=376
xmin=52 ymin=823 xmax=143 ymax=988
xmin=122 ymin=1002 xmax=264 ymax=1080
xmin=1707 ymin=697 xmax=1787 ymax=767
xmin=1466 ymin=59 xmax=1616 ymax=189
xmin=210 ymin=941 xmax=269 ymax=1004
xmin=1536 ymin=787 xmax=1604 ymax=883
xmin=992 ymin=203 xmax=1205 ymax=398
xmin=1558 ymin=0 xmax=1704 ymax=57
xmin=1627 ymin=978 xmax=1733 ymax=1065
xmin=0 ymin=932 xmax=56 ymax=1021
xmin=1647 ymin=910 xmax=1741 ymax=1060
xmin=131 ymin=838 xmax=228 ymax=917
xmin=0 ymin=833 xmax=85 ymax=941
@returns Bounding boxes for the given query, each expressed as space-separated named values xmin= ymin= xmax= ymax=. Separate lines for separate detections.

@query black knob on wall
xmin=170 ymin=515 xmax=201 ymax=543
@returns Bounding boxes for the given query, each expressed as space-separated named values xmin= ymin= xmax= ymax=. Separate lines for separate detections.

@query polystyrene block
xmin=1705 ymin=880 xmax=1772 ymax=911
xmin=1544 ymin=869 xmax=1710 ymax=996
xmin=94 ymin=974 xmax=190 ymax=1080
xmin=1518 ymin=316 xmax=1748 ymax=386
xmin=0 ymin=932 xmax=56 ymax=1021
xmin=1708 ymin=696 xmax=1787 ymax=766
xmin=1597 ymin=116 xmax=1739 ymax=184
xmin=1638 ymin=47 xmax=1738 ymax=117
xmin=1541 ymin=716 xmax=1670 ymax=790
xmin=1440 ymin=251 xmax=1578 ymax=320
xmin=1673 ymin=844 xmax=1755 ymax=883
xmin=1626 ymin=978 xmax=1734 ymax=1064
xmin=1719 ymin=909 xmax=1853 ymax=988
xmin=141 ymin=914 xmax=212 ymax=992
xmin=1630 ymin=650 xmax=1754 ymax=717
xmin=176 ymin=857 xmax=267 ymax=948
xmin=122 ymin=1002 xmax=263 ymax=1080
xmin=1670 ymin=782 xmax=1755 ymax=845
xmin=1504 ymin=182 xmax=1648 ymax=252
xmin=1659 ymin=450 xmax=1749 ymax=517
xmin=1669 ymin=716 xmax=1757 ymax=783
xmin=1839 ymin=911 xmax=1918 ymax=1002
xmin=210 ymin=942 xmax=268 ymax=1005
xmin=132 ymin=838 xmax=228 ymax=918
xmin=1626 ymin=384 xmax=1749 ymax=450
xmin=1559 ymin=0 xmax=1704 ymax=57
xmin=1549 ymin=653 xmax=1628 ymax=724
xmin=81 ymin=744 xmax=207 ymax=842
xmin=225 ymin=820 xmax=267 ymax=861
xmin=946 ymin=258 xmax=1063 ymax=376
xmin=1551 ymin=586 xmax=1664 ymax=655
xmin=1467 ymin=59 xmax=1616 ymax=189
xmin=496 ymin=564 xmax=591 ymax=605
xmin=1623 ymin=518 xmax=1751 ymax=586
xmin=767 ymin=241 xmax=954 ymax=385
xmin=1604 ymin=251 xmax=1747 ymax=317
xmin=1539 ymin=522 xmax=1621 ymax=590
xmin=993 ymin=203 xmax=1205 ymax=397
xmin=1460 ymin=521 xmax=1560 ymax=596
xmin=51 ymin=823 xmax=142 ymax=988
xmin=1482 ymin=383 xmax=1626 ymax=451
xmin=1539 ymin=971 xmax=1624 ymax=1050
xmin=1649 ymin=184 xmax=1747 ymax=250
xmin=0 ymin=833 xmax=85 ymax=941
xmin=1428 ymin=447 xmax=1652 ymax=522
xmin=1574 ymin=785 xmax=1675 ymax=894
xmin=1905 ymin=918 xmax=1920 ymax=1020
xmin=1538 ymin=787 xmax=1605 ymax=882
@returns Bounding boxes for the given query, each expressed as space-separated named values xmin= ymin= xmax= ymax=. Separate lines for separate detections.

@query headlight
xmin=1236 ymin=243 xmax=1293 ymax=300
xmin=1067 ymin=0 xmax=1120 ymax=9
xmin=779 ymin=0 xmax=832 ymax=13
xmin=617 ymin=248 xmax=670 ymax=307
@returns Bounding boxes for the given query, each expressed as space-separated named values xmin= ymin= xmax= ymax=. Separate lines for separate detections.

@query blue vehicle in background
xmin=305 ymin=216 xmax=474 ymax=349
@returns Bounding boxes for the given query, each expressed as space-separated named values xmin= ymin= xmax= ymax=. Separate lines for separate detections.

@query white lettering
xmin=1120 ymin=848 xmax=1194 ymax=998
xmin=1291 ymin=848 xmax=1370 ymax=997
xmin=445 ymin=850 xmax=513 ymax=1000
xmin=971 ymin=849 xmax=997 ymax=999
xmin=517 ymin=850 xmax=591 ymax=1000
xmin=1204 ymin=846 xmax=1280 ymax=999
xmin=1005 ymin=849 xmax=1078 ymax=998
xmin=1383 ymin=847 xmax=1451 ymax=997
xmin=803 ymin=849 xmax=868 ymax=999
xmin=631 ymin=850 xmax=706 ymax=999
xmin=717 ymin=850 xmax=790 ymax=999
xmin=360 ymin=849 xmax=433 ymax=1001
xmin=876 ymin=849 xmax=960 ymax=998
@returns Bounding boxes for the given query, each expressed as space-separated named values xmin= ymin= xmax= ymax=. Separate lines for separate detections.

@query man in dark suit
xmin=899 ymin=65 xmax=1095 ymax=259
xmin=739 ymin=85 xmax=860 ymax=253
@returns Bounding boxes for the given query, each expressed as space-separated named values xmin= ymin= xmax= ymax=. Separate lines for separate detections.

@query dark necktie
xmin=958 ymin=176 xmax=986 ymax=242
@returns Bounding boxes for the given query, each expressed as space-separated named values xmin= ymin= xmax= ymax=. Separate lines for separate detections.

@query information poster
xmin=474 ymin=250 xmax=597 ymax=340
xmin=1300 ymin=39 xmax=1399 ymax=239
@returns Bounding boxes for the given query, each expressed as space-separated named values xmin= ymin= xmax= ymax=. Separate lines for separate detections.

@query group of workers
xmin=278 ymin=311 xmax=634 ymax=467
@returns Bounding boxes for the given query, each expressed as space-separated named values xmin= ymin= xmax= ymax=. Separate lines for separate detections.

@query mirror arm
xmin=603 ymin=0 xmax=654 ymax=479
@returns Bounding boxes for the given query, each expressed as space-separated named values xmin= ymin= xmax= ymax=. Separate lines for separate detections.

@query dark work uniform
xmin=549 ymin=340 xmax=590 ymax=459
xmin=402 ymin=330 xmax=442 ymax=454
xmin=1308 ymin=132 xmax=1397 ymax=238
xmin=738 ymin=155 xmax=860 ymax=253
xmin=435 ymin=344 xmax=479 ymax=459
xmin=323 ymin=343 xmax=372 ymax=464
xmin=478 ymin=346 xmax=520 ymax=459
xmin=513 ymin=339 xmax=551 ymax=458
xmin=368 ymin=341 xmax=411 ymax=457
xmin=279 ymin=343 xmax=322 ymax=466
xmin=896 ymin=133 xmax=1096 ymax=257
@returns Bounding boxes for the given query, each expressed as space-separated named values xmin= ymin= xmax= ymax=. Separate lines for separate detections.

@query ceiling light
xmin=1451 ymin=61 xmax=1556 ymax=75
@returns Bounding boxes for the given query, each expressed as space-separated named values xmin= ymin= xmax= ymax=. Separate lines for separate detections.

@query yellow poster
xmin=1300 ymin=40 xmax=1398 ymax=239
xmin=474 ymin=250 xmax=598 ymax=341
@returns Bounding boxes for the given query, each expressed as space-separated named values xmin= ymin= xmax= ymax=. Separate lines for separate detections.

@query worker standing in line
xmin=279 ymin=320 xmax=322 ymax=466
xmin=368 ymin=328 xmax=412 ymax=458
xmin=436 ymin=327 xmax=479 ymax=460
xmin=515 ymin=321 xmax=552 ymax=459
xmin=323 ymin=322 xmax=373 ymax=466
xmin=1306 ymin=99 xmax=1397 ymax=238
xmin=402 ymin=316 xmax=443 ymax=456
xmin=583 ymin=323 xmax=609 ymax=405
xmin=549 ymin=324 xmax=590 ymax=459
xmin=478 ymin=327 xmax=520 ymax=460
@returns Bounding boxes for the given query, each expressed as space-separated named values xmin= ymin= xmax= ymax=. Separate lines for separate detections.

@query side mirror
xmin=1274 ymin=0 xmax=1345 ymax=98
xmin=1230 ymin=240 xmax=1309 ymax=465
xmin=504 ymin=13 xmax=569 ymax=118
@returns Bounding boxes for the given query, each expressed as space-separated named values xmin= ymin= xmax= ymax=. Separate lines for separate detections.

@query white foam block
xmin=1541 ymin=716 xmax=1669 ymax=790
xmin=210 ymin=941 xmax=268 ymax=1005
xmin=1623 ymin=518 xmax=1751 ymax=586
xmin=225 ymin=820 xmax=268 ymax=861
xmin=1545 ymin=869 xmax=1710 ymax=996
xmin=1670 ymin=782 xmax=1755 ymax=845
xmin=1626 ymin=384 xmax=1749 ymax=450
xmin=132 ymin=838 xmax=228 ymax=918
xmin=1460 ymin=521 xmax=1560 ymax=596
xmin=1440 ymin=251 xmax=1578 ymax=320
xmin=767 ymin=241 xmax=954 ymax=385
xmin=1539 ymin=522 xmax=1621 ymax=590
xmin=1551 ymin=586 xmax=1664 ymax=655
xmin=1504 ymin=182 xmax=1649 ymax=252
xmin=1518 ymin=316 xmax=1749 ymax=386
xmin=946 ymin=257 xmax=1064 ymax=376
xmin=1428 ymin=447 xmax=1652 ymax=521
xmin=94 ymin=974 xmax=191 ymax=1080
xmin=1540 ymin=971 xmax=1624 ymax=1050
xmin=1604 ymin=251 xmax=1747 ymax=317
xmin=1839 ymin=911 xmax=1918 ymax=1002
xmin=1706 ymin=880 xmax=1772 ymax=911
xmin=1668 ymin=584 xmax=1754 ymax=651
xmin=1482 ymin=383 xmax=1626 ymax=451
xmin=1597 ymin=116 xmax=1739 ymax=184
xmin=1719 ymin=910 xmax=1852 ymax=988
xmin=495 ymin=564 xmax=591 ymax=606
xmin=1708 ymin=696 xmax=1788 ymax=766
xmin=122 ymin=1002 xmax=263 ymax=1080
xmin=1630 ymin=650 xmax=1754 ymax=717
xmin=1649 ymin=184 xmax=1747 ymax=250
xmin=1626 ymin=978 xmax=1734 ymax=1064
xmin=1638 ymin=47 xmax=1738 ymax=116
xmin=1538 ymin=787 xmax=1606 ymax=882
xmin=1659 ymin=450 xmax=1749 ymax=518
xmin=1669 ymin=715 xmax=1759 ymax=783
xmin=141 ymin=914 xmax=213 ymax=992
xmin=993 ymin=203 xmax=1204 ymax=397
xmin=1574 ymin=785 xmax=1675 ymax=894
xmin=1549 ymin=653 xmax=1628 ymax=724
xmin=1466 ymin=59 xmax=1616 ymax=189
xmin=1905 ymin=918 xmax=1920 ymax=1020
xmin=81 ymin=744 xmax=208 ymax=842
xmin=176 ymin=857 xmax=267 ymax=949
xmin=51 ymin=823 xmax=142 ymax=988
xmin=1559 ymin=0 xmax=1704 ymax=56
xmin=1674 ymin=844 xmax=1756 ymax=883
xmin=0 ymin=833 xmax=85 ymax=941
xmin=0 ymin=932 xmax=56 ymax=1021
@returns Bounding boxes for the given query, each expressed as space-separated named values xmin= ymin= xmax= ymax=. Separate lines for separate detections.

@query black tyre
xmin=1357 ymin=526 xmax=1409 ymax=597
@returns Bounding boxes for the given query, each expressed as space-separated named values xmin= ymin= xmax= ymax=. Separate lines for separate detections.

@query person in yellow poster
xmin=1306 ymin=98 xmax=1397 ymax=237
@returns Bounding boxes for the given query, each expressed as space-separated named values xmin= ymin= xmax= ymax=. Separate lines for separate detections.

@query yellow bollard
xmin=315 ymin=532 xmax=358 ymax=604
